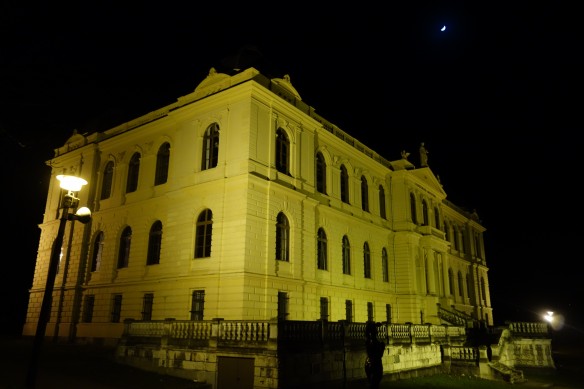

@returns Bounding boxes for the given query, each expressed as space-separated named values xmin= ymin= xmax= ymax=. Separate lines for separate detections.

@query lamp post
xmin=26 ymin=175 xmax=91 ymax=389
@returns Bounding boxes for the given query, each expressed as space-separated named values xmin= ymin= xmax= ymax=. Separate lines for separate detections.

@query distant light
xmin=441 ymin=25 xmax=446 ymax=32
xmin=543 ymin=310 xmax=565 ymax=330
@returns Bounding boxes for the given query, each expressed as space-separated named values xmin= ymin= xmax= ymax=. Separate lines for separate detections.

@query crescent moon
xmin=441 ymin=25 xmax=446 ymax=31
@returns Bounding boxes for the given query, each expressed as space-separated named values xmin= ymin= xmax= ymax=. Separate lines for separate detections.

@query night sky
xmin=2 ymin=2 xmax=582 ymax=337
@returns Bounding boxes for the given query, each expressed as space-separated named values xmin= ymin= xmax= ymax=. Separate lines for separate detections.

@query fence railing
xmin=508 ymin=321 xmax=550 ymax=337
xmin=121 ymin=318 xmax=469 ymax=349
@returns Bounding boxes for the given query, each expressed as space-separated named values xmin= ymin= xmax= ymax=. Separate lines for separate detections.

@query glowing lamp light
xmin=56 ymin=175 xmax=88 ymax=192
xmin=543 ymin=310 xmax=565 ymax=331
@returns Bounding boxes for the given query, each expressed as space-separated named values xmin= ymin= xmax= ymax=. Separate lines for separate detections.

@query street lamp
xmin=26 ymin=175 xmax=91 ymax=388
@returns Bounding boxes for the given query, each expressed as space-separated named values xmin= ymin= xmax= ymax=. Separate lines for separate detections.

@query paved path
xmin=0 ymin=336 xmax=202 ymax=389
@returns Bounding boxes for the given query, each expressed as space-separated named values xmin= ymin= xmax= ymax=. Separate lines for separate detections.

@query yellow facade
xmin=24 ymin=67 xmax=492 ymax=342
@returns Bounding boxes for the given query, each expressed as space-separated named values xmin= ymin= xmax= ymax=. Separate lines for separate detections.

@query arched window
xmin=434 ymin=206 xmax=440 ymax=229
xmin=100 ymin=161 xmax=114 ymax=200
xmin=453 ymin=226 xmax=460 ymax=250
xmin=275 ymin=128 xmax=290 ymax=174
xmin=340 ymin=164 xmax=349 ymax=203
xmin=458 ymin=271 xmax=464 ymax=298
xmin=154 ymin=142 xmax=170 ymax=185
xmin=460 ymin=230 xmax=466 ymax=253
xmin=126 ymin=152 xmax=140 ymax=193
xmin=363 ymin=242 xmax=371 ymax=278
xmin=361 ymin=176 xmax=369 ymax=212
xmin=342 ymin=235 xmax=351 ymax=275
xmin=146 ymin=221 xmax=163 ymax=265
xmin=448 ymin=268 xmax=454 ymax=295
xmin=316 ymin=152 xmax=326 ymax=194
xmin=276 ymin=212 xmax=290 ymax=262
xmin=422 ymin=199 xmax=429 ymax=226
xmin=475 ymin=234 xmax=482 ymax=258
xmin=202 ymin=123 xmax=219 ymax=170
xmin=385 ymin=303 xmax=392 ymax=324
xmin=410 ymin=193 xmax=417 ymax=224
xmin=317 ymin=228 xmax=328 ymax=270
xmin=381 ymin=247 xmax=389 ymax=282
xmin=444 ymin=221 xmax=450 ymax=242
xmin=379 ymin=185 xmax=386 ymax=219
xmin=117 ymin=226 xmax=132 ymax=268
xmin=194 ymin=209 xmax=213 ymax=258
xmin=90 ymin=231 xmax=104 ymax=272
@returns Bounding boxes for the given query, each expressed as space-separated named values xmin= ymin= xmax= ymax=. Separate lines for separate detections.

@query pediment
xmin=410 ymin=167 xmax=446 ymax=198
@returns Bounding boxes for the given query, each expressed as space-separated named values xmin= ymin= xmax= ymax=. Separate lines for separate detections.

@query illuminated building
xmin=23 ymin=67 xmax=492 ymax=343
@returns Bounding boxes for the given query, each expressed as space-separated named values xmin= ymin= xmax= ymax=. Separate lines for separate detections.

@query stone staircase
xmin=488 ymin=361 xmax=526 ymax=384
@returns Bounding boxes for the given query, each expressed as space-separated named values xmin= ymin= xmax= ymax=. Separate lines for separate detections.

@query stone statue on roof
xmin=419 ymin=142 xmax=429 ymax=167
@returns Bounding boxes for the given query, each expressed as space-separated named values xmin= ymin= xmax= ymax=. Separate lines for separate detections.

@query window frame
xmin=111 ymin=294 xmax=122 ymax=323
xmin=381 ymin=247 xmax=389 ymax=282
xmin=141 ymin=293 xmax=154 ymax=321
xmin=100 ymin=161 xmax=114 ymax=200
xmin=340 ymin=164 xmax=349 ymax=203
xmin=345 ymin=300 xmax=353 ymax=322
xmin=361 ymin=175 xmax=369 ymax=212
xmin=154 ymin=142 xmax=170 ymax=186
xmin=316 ymin=152 xmax=326 ymax=194
xmin=363 ymin=242 xmax=371 ymax=279
xmin=117 ymin=226 xmax=132 ymax=269
xmin=278 ymin=292 xmax=289 ymax=321
xmin=190 ymin=290 xmax=205 ymax=321
xmin=202 ymin=123 xmax=219 ymax=170
xmin=317 ymin=228 xmax=328 ymax=270
xmin=126 ymin=152 xmax=141 ymax=193
xmin=367 ymin=302 xmax=374 ymax=322
xmin=379 ymin=185 xmax=386 ymax=219
xmin=82 ymin=294 xmax=95 ymax=323
xmin=275 ymin=128 xmax=290 ymax=175
xmin=146 ymin=220 xmax=163 ymax=265
xmin=342 ymin=235 xmax=351 ymax=275
xmin=194 ymin=209 xmax=213 ymax=258
xmin=275 ymin=212 xmax=290 ymax=262
xmin=90 ymin=231 xmax=104 ymax=272
xmin=319 ymin=297 xmax=329 ymax=321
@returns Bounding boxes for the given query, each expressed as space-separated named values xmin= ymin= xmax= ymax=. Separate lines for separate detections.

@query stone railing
xmin=508 ymin=321 xmax=550 ymax=337
xmin=450 ymin=346 xmax=479 ymax=364
xmin=437 ymin=303 xmax=468 ymax=327
xmin=121 ymin=319 xmax=467 ymax=350
xmin=121 ymin=318 xmax=276 ymax=349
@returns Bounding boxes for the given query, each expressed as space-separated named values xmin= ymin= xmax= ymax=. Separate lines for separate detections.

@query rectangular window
xmin=190 ymin=290 xmax=205 ymax=321
xmin=111 ymin=294 xmax=122 ymax=323
xmin=367 ymin=302 xmax=374 ymax=322
xmin=278 ymin=292 xmax=289 ymax=321
xmin=142 ymin=293 xmax=154 ymax=321
xmin=319 ymin=297 xmax=329 ymax=321
xmin=385 ymin=304 xmax=392 ymax=324
xmin=345 ymin=300 xmax=353 ymax=322
xmin=82 ymin=295 xmax=95 ymax=323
